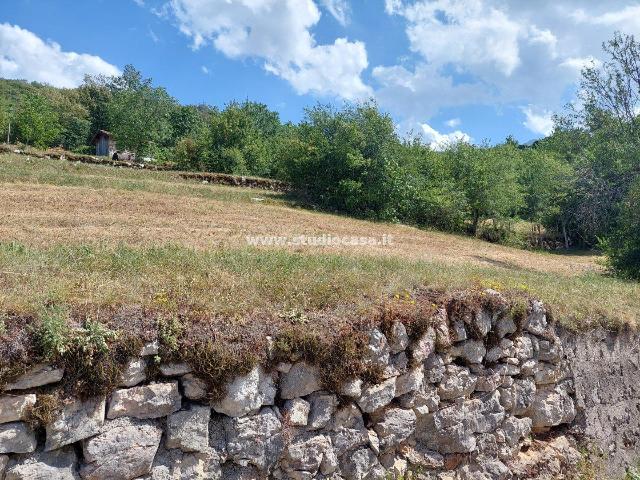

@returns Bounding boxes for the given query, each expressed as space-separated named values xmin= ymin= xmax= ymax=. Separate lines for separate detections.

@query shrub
xmin=603 ymin=180 xmax=640 ymax=279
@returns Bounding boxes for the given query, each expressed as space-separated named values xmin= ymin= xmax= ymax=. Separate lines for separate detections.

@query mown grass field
xmin=0 ymin=152 xmax=638 ymax=329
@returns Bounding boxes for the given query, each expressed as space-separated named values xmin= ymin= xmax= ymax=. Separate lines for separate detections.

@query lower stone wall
xmin=560 ymin=326 xmax=640 ymax=478
xmin=0 ymin=292 xmax=587 ymax=479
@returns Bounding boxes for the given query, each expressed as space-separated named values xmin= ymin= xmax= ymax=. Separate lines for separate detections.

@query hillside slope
xmin=0 ymin=153 xmax=637 ymax=328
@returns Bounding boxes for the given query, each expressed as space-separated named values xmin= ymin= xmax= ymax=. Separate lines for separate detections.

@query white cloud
xmin=420 ymin=122 xmax=471 ymax=151
xmin=133 ymin=0 xmax=145 ymax=6
xmin=201 ymin=65 xmax=209 ymax=74
xmin=384 ymin=0 xmax=402 ymax=15
xmin=320 ymin=0 xmax=350 ymax=26
xmin=559 ymin=56 xmax=600 ymax=75
xmin=375 ymin=1 xmax=640 ymax=134
xmin=572 ymin=5 xmax=640 ymax=32
xmin=522 ymin=106 xmax=554 ymax=136
xmin=168 ymin=0 xmax=371 ymax=99
xmin=0 ymin=23 xmax=120 ymax=88
xmin=399 ymin=0 xmax=524 ymax=76
xmin=445 ymin=118 xmax=461 ymax=128
xmin=148 ymin=27 xmax=160 ymax=43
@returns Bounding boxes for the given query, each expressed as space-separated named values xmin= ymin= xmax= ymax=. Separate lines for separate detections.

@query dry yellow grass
xmin=0 ymin=180 xmax=598 ymax=277
xmin=0 ymin=153 xmax=638 ymax=329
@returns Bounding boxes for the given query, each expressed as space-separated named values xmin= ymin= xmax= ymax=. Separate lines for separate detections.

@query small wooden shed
xmin=91 ymin=130 xmax=116 ymax=157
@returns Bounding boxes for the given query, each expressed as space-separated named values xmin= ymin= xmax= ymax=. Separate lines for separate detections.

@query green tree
xmin=198 ymin=101 xmax=281 ymax=176
xmin=107 ymin=66 xmax=176 ymax=155
xmin=15 ymin=93 xmax=61 ymax=148
xmin=603 ymin=179 xmax=640 ymax=279
xmin=78 ymin=74 xmax=113 ymax=136
xmin=447 ymin=143 xmax=524 ymax=235
xmin=279 ymin=101 xmax=403 ymax=219
xmin=0 ymin=98 xmax=9 ymax=142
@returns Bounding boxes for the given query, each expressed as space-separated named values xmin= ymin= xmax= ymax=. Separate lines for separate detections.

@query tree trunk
xmin=562 ymin=221 xmax=569 ymax=249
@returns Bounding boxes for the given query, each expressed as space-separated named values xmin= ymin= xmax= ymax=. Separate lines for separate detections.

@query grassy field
xmin=0 ymin=152 xmax=638 ymax=329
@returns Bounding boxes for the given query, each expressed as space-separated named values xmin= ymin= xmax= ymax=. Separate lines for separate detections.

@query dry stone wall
xmin=0 ymin=293 xmax=591 ymax=480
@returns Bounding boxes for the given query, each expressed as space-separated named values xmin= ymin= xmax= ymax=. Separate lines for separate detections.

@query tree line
xmin=0 ymin=34 xmax=639 ymax=280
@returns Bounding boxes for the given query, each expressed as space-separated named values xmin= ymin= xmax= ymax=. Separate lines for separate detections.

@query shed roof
xmin=90 ymin=130 xmax=113 ymax=145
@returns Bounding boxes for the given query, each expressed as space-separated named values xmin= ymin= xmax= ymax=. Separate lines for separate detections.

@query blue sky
xmin=1 ymin=0 xmax=640 ymax=148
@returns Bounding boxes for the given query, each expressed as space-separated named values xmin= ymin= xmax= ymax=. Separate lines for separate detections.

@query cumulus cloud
xmin=445 ymin=118 xmax=461 ymax=128
xmin=375 ymin=0 xmax=640 ymax=135
xmin=522 ymin=106 xmax=554 ymax=136
xmin=320 ymin=0 xmax=351 ymax=26
xmin=420 ymin=122 xmax=471 ymax=151
xmin=0 ymin=23 xmax=120 ymax=88
xmin=400 ymin=0 xmax=524 ymax=76
xmin=168 ymin=0 xmax=371 ymax=99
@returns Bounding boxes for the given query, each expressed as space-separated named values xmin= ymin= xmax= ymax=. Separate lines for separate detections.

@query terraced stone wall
xmin=0 ymin=292 xmax=610 ymax=480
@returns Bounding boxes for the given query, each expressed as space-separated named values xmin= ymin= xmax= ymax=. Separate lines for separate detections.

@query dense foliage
xmin=1 ymin=32 xmax=639 ymax=278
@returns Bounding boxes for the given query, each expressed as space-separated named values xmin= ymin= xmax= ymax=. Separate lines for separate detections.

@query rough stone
xmin=181 ymin=374 xmax=207 ymax=401
xmin=459 ymin=456 xmax=510 ymax=480
xmin=144 ymin=446 xmax=222 ymax=480
xmin=224 ymin=407 xmax=283 ymax=472
xmin=280 ymin=362 xmax=322 ymax=400
xmin=395 ymin=365 xmax=424 ymax=397
xmin=281 ymin=433 xmax=337 ymax=477
xmin=526 ymin=385 xmax=576 ymax=429
xmin=328 ymin=404 xmax=368 ymax=457
xmin=283 ymin=398 xmax=310 ymax=426
xmin=4 ymin=448 xmax=79 ymax=480
xmin=166 ymin=405 xmax=210 ymax=452
xmin=3 ymin=365 xmax=64 ymax=391
xmin=538 ymin=339 xmax=562 ymax=364
xmin=495 ymin=316 xmax=517 ymax=338
xmin=450 ymin=340 xmax=486 ymax=364
xmin=339 ymin=378 xmax=362 ymax=399
xmin=372 ymin=408 xmax=416 ymax=451
xmin=492 ymin=363 xmax=520 ymax=377
xmin=534 ymin=363 xmax=568 ymax=385
xmin=81 ymin=417 xmax=162 ymax=480
xmin=485 ymin=339 xmax=514 ymax=363
xmin=424 ymin=353 xmax=446 ymax=383
xmin=364 ymin=329 xmax=391 ymax=369
xmin=411 ymin=327 xmax=436 ymax=363
xmin=119 ymin=358 xmax=147 ymax=387
xmin=368 ymin=429 xmax=380 ymax=455
xmin=0 ymin=455 xmax=7 ymax=478
xmin=340 ymin=447 xmax=382 ymax=480
xmin=208 ymin=414 xmax=228 ymax=463
xmin=107 ymin=382 xmax=181 ymax=420
xmin=0 ymin=423 xmax=37 ymax=454
xmin=470 ymin=310 xmax=493 ymax=337
xmin=140 ymin=341 xmax=159 ymax=356
xmin=387 ymin=322 xmax=409 ymax=354
xmin=307 ymin=393 xmax=338 ymax=430
xmin=450 ymin=319 xmax=467 ymax=343
xmin=525 ymin=300 xmax=548 ymax=335
xmin=357 ymin=378 xmax=396 ymax=413
xmin=213 ymin=366 xmax=276 ymax=417
xmin=475 ymin=372 xmax=502 ymax=393
xmin=0 ymin=395 xmax=36 ymax=424
xmin=45 ymin=396 xmax=106 ymax=451
xmin=501 ymin=416 xmax=532 ymax=447
xmin=417 ymin=393 xmax=504 ymax=454
xmin=159 ymin=363 xmax=192 ymax=377
xmin=401 ymin=383 xmax=440 ymax=418
xmin=400 ymin=444 xmax=444 ymax=469
xmin=511 ymin=378 xmax=537 ymax=415
xmin=437 ymin=365 xmax=477 ymax=400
